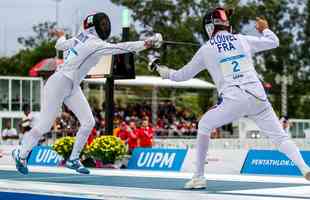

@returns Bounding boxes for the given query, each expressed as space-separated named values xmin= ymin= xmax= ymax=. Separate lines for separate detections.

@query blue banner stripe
xmin=28 ymin=146 xmax=62 ymax=166
xmin=220 ymin=54 xmax=245 ymax=63
xmin=241 ymin=150 xmax=310 ymax=176
xmin=128 ymin=148 xmax=187 ymax=171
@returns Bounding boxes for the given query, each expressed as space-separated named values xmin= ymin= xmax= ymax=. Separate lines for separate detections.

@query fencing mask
xmin=83 ymin=12 xmax=111 ymax=40
xmin=202 ymin=7 xmax=233 ymax=40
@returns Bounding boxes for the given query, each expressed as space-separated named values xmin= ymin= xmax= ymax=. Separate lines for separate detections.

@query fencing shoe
xmin=12 ymin=148 xmax=28 ymax=175
xmin=65 ymin=159 xmax=90 ymax=174
xmin=184 ymin=176 xmax=207 ymax=189
xmin=302 ymin=167 xmax=310 ymax=181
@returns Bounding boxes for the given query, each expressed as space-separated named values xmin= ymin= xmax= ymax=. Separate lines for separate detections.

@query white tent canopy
xmin=85 ymin=75 xmax=215 ymax=89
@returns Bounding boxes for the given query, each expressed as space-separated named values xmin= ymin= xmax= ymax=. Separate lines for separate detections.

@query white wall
xmin=154 ymin=138 xmax=310 ymax=150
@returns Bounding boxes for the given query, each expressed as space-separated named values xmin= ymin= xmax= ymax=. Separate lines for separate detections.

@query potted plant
xmin=88 ymin=135 xmax=127 ymax=168
xmin=52 ymin=136 xmax=93 ymax=166
xmin=52 ymin=136 xmax=76 ymax=161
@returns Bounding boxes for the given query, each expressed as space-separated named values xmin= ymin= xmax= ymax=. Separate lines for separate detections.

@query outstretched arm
xmin=157 ymin=46 xmax=206 ymax=82
xmin=96 ymin=41 xmax=147 ymax=55
xmin=94 ymin=33 xmax=163 ymax=56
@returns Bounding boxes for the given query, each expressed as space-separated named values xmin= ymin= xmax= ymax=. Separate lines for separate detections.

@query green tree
xmin=0 ymin=21 xmax=59 ymax=76
xmin=247 ymin=0 xmax=305 ymax=117
xmin=295 ymin=0 xmax=310 ymax=118
xmin=18 ymin=22 xmax=57 ymax=48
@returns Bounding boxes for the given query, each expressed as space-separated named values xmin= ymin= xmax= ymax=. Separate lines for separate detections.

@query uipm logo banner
xmin=137 ymin=152 xmax=176 ymax=168
xmin=128 ymin=148 xmax=188 ymax=171
xmin=241 ymin=149 xmax=310 ymax=176
xmin=28 ymin=146 xmax=62 ymax=166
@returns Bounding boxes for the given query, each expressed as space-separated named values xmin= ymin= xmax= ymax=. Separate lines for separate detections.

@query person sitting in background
xmin=280 ymin=116 xmax=290 ymax=135
xmin=211 ymin=128 xmax=221 ymax=139
xmin=177 ymin=120 xmax=188 ymax=136
xmin=137 ymin=117 xmax=154 ymax=148
xmin=60 ymin=108 xmax=78 ymax=136
xmin=1 ymin=120 xmax=18 ymax=143
xmin=20 ymin=104 xmax=42 ymax=143
xmin=0 ymin=94 xmax=9 ymax=111
xmin=20 ymin=105 xmax=32 ymax=134
xmin=98 ymin=119 xmax=106 ymax=135
xmin=52 ymin=117 xmax=62 ymax=133
xmin=189 ymin=122 xmax=198 ymax=136
xmin=169 ymin=121 xmax=179 ymax=137
xmin=155 ymin=118 xmax=165 ymax=136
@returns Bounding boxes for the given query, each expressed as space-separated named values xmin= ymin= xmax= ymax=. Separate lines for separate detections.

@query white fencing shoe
xmin=184 ymin=176 xmax=207 ymax=189
xmin=302 ymin=168 xmax=310 ymax=181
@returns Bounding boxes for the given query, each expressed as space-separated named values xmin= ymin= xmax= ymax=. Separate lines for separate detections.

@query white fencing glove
xmin=157 ymin=65 xmax=172 ymax=79
xmin=144 ymin=33 xmax=163 ymax=48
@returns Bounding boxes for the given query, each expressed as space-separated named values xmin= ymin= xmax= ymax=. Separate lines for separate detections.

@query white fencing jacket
xmin=168 ymin=29 xmax=279 ymax=100
xmin=55 ymin=28 xmax=146 ymax=86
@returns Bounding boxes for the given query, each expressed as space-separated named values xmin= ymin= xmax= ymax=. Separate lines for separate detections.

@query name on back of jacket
xmin=210 ymin=34 xmax=237 ymax=53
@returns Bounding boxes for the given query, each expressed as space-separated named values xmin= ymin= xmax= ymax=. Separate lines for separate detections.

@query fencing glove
xmin=144 ymin=33 xmax=163 ymax=48
xmin=157 ymin=66 xmax=172 ymax=79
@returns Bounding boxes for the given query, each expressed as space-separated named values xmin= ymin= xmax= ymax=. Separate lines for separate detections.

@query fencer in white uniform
xmin=156 ymin=8 xmax=310 ymax=188
xmin=12 ymin=12 xmax=163 ymax=175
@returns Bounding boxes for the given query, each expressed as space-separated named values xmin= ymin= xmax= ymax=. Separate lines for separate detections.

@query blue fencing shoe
xmin=65 ymin=159 xmax=90 ymax=174
xmin=11 ymin=149 xmax=28 ymax=175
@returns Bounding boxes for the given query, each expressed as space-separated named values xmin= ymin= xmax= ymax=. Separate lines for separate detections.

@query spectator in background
xmin=169 ymin=121 xmax=179 ymax=137
xmin=113 ymin=119 xmax=121 ymax=137
xmin=20 ymin=104 xmax=34 ymax=134
xmin=59 ymin=108 xmax=78 ymax=136
xmin=97 ymin=119 xmax=106 ymax=135
xmin=280 ymin=116 xmax=290 ymax=135
xmin=0 ymin=94 xmax=9 ymax=111
xmin=138 ymin=117 xmax=154 ymax=148
xmin=177 ymin=120 xmax=188 ymax=136
xmin=87 ymin=128 xmax=97 ymax=145
xmin=155 ymin=118 xmax=166 ymax=136
xmin=189 ymin=122 xmax=198 ymax=136
xmin=51 ymin=108 xmax=78 ymax=139
xmin=117 ymin=122 xmax=130 ymax=142
xmin=43 ymin=100 xmax=199 ymax=139
xmin=107 ymin=101 xmax=199 ymax=137
xmin=52 ymin=117 xmax=62 ymax=133
xmin=211 ymin=128 xmax=221 ymax=139
xmin=1 ymin=120 xmax=18 ymax=142
xmin=127 ymin=120 xmax=139 ymax=153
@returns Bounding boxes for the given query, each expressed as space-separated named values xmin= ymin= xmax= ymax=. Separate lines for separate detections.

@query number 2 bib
xmin=219 ymin=54 xmax=254 ymax=77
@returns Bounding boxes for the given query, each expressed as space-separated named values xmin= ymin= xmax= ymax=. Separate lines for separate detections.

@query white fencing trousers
xmin=20 ymin=71 xmax=95 ymax=159
xmin=198 ymin=86 xmax=289 ymax=145
xmin=194 ymin=86 xmax=310 ymax=176
xmin=64 ymin=82 xmax=95 ymax=160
